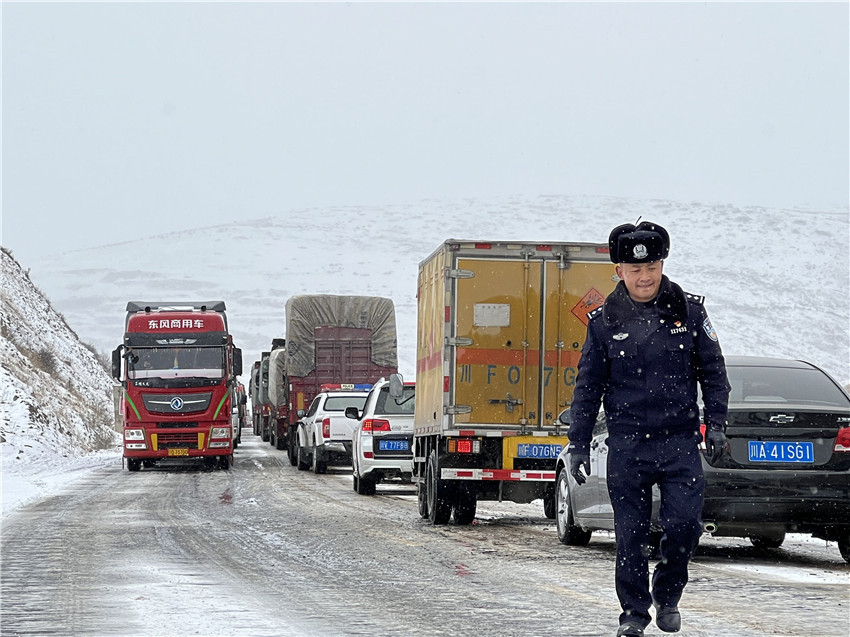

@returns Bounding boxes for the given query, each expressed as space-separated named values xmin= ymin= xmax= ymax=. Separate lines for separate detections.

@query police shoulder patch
xmin=685 ymin=292 xmax=705 ymax=305
xmin=703 ymin=317 xmax=718 ymax=341
xmin=586 ymin=307 xmax=603 ymax=321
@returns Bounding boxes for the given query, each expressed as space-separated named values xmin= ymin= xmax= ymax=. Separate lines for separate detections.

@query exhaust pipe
xmin=703 ymin=521 xmax=718 ymax=534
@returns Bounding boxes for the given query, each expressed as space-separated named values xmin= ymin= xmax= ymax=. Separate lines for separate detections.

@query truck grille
xmin=158 ymin=432 xmax=199 ymax=450
xmin=142 ymin=392 xmax=212 ymax=414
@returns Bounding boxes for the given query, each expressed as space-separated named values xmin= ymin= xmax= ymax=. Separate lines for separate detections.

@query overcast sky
xmin=2 ymin=2 xmax=848 ymax=266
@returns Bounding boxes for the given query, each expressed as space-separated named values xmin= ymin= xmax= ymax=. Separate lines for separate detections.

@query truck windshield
xmin=127 ymin=346 xmax=225 ymax=380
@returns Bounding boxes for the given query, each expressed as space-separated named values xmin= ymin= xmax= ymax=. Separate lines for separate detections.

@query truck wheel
xmin=286 ymin=430 xmax=298 ymax=467
xmin=261 ymin=417 xmax=270 ymax=442
xmin=417 ymin=480 xmax=429 ymax=519
xmin=127 ymin=459 xmax=141 ymax=472
xmin=452 ymin=484 xmax=476 ymax=525
xmin=297 ymin=444 xmax=310 ymax=470
xmin=426 ymin=451 xmax=452 ymax=525
xmin=219 ymin=455 xmax=231 ymax=470
xmin=269 ymin=428 xmax=276 ymax=447
xmin=543 ymin=482 xmax=556 ymax=519
xmin=275 ymin=429 xmax=286 ymax=451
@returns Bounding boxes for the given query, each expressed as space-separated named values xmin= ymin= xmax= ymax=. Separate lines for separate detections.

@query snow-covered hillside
xmin=1 ymin=247 xmax=120 ymax=511
xmin=28 ymin=195 xmax=850 ymax=385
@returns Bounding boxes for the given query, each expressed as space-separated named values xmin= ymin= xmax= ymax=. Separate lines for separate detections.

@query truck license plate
xmin=167 ymin=448 xmax=189 ymax=457
xmin=748 ymin=441 xmax=814 ymax=463
xmin=378 ymin=439 xmax=409 ymax=451
xmin=516 ymin=443 xmax=562 ymax=459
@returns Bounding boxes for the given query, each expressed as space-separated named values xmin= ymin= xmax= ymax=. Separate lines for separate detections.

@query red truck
xmin=111 ymin=301 xmax=243 ymax=471
xmin=268 ymin=295 xmax=399 ymax=465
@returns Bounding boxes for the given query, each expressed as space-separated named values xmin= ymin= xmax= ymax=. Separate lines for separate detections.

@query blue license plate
xmin=516 ymin=443 xmax=563 ymax=459
xmin=748 ymin=440 xmax=814 ymax=463
xmin=379 ymin=439 xmax=409 ymax=452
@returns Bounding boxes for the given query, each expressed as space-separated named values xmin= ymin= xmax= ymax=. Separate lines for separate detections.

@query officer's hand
xmin=569 ymin=452 xmax=591 ymax=485
xmin=706 ymin=428 xmax=728 ymax=464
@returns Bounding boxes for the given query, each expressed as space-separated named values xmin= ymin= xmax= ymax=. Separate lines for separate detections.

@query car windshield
xmin=375 ymin=386 xmax=416 ymax=415
xmin=127 ymin=346 xmax=225 ymax=380
xmin=727 ymin=365 xmax=849 ymax=407
xmin=324 ymin=395 xmax=367 ymax=412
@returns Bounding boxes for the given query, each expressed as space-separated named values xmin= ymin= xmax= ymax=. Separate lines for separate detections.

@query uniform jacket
xmin=568 ymin=275 xmax=730 ymax=454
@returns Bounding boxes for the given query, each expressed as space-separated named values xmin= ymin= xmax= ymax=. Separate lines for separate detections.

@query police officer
xmin=568 ymin=221 xmax=730 ymax=637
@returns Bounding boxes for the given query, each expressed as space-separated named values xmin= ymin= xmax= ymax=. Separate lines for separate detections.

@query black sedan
xmin=555 ymin=356 xmax=850 ymax=562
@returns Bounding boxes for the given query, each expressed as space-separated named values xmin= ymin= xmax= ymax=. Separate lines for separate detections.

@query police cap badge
xmin=607 ymin=221 xmax=670 ymax=264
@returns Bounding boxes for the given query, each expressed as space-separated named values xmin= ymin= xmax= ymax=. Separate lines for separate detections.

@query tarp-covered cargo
xmin=285 ymin=295 xmax=398 ymax=378
xmin=269 ymin=347 xmax=288 ymax=408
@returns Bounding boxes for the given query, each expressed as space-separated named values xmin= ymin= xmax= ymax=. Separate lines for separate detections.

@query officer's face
xmin=616 ymin=260 xmax=663 ymax=302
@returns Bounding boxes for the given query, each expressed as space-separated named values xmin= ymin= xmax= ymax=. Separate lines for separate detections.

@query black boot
xmin=616 ymin=621 xmax=645 ymax=637
xmin=654 ymin=604 xmax=681 ymax=633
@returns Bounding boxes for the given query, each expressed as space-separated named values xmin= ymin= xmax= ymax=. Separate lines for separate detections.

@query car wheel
xmin=543 ymin=482 xmax=556 ymax=519
xmin=426 ymin=451 xmax=452 ymax=525
xmin=127 ymin=459 xmax=141 ymax=472
xmin=297 ymin=444 xmax=309 ymax=470
xmin=837 ymin=534 xmax=850 ymax=563
xmin=311 ymin=445 xmax=327 ymax=474
xmin=750 ymin=532 xmax=785 ymax=549
xmin=353 ymin=473 xmax=359 ymax=492
xmin=452 ymin=484 xmax=476 ymax=525
xmin=556 ymin=468 xmax=592 ymax=546
xmin=356 ymin=473 xmax=376 ymax=496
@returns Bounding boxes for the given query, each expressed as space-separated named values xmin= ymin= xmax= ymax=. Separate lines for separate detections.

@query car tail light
xmin=364 ymin=452 xmax=374 ymax=459
xmin=698 ymin=423 xmax=707 ymax=451
xmin=363 ymin=418 xmax=390 ymax=432
xmin=448 ymin=438 xmax=480 ymax=454
xmin=322 ymin=418 xmax=331 ymax=438
xmin=835 ymin=427 xmax=850 ymax=452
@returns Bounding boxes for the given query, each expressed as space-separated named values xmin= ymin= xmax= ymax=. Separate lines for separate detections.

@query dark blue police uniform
xmin=569 ymin=274 xmax=730 ymax=630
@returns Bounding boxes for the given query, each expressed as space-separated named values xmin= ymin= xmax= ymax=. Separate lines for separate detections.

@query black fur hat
xmin=608 ymin=221 xmax=670 ymax=264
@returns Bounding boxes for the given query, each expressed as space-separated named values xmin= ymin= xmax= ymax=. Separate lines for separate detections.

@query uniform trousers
xmin=606 ymin=431 xmax=705 ymax=627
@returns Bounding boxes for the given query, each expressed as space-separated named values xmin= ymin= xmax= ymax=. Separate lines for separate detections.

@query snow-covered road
xmin=2 ymin=435 xmax=847 ymax=637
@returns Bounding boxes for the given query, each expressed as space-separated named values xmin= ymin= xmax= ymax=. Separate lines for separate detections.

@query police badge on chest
xmin=669 ymin=321 xmax=688 ymax=335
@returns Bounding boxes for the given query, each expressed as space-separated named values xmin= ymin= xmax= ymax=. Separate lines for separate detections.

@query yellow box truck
xmin=413 ymin=239 xmax=617 ymax=524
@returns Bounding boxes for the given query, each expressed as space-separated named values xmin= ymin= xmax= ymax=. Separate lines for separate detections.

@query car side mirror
xmin=345 ymin=406 xmax=360 ymax=420
xmin=558 ymin=408 xmax=572 ymax=426
xmin=297 ymin=409 xmax=306 ymax=419
xmin=388 ymin=373 xmax=404 ymax=398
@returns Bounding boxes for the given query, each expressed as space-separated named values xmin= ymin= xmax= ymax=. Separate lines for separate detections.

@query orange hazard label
xmin=571 ymin=288 xmax=606 ymax=326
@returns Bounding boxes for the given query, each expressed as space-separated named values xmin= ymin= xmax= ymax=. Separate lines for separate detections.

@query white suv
xmin=296 ymin=385 xmax=370 ymax=473
xmin=345 ymin=375 xmax=415 ymax=495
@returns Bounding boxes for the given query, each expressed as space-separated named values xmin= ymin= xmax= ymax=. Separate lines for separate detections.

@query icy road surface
xmin=2 ymin=435 xmax=848 ymax=637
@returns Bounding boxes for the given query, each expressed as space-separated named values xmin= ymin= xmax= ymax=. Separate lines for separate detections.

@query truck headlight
xmin=211 ymin=427 xmax=230 ymax=439
xmin=125 ymin=429 xmax=145 ymax=440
